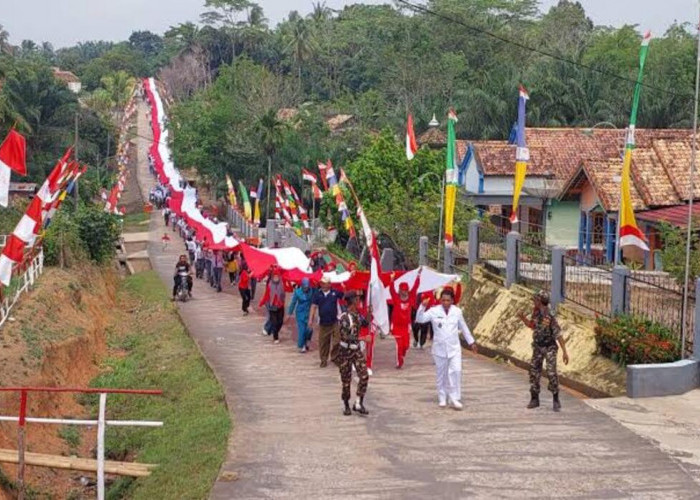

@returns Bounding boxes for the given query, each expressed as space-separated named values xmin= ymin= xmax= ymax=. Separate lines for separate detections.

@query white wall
xmin=482 ymin=176 xmax=551 ymax=196
xmin=463 ymin=154 xmax=480 ymax=193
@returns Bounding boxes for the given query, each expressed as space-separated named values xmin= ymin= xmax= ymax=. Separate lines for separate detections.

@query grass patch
xmin=121 ymin=213 xmax=150 ymax=233
xmin=85 ymin=271 xmax=230 ymax=500
xmin=58 ymin=426 xmax=81 ymax=452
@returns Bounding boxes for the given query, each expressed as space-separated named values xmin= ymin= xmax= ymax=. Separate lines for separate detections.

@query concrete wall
xmin=462 ymin=267 xmax=626 ymax=396
xmin=580 ymin=182 xmax=598 ymax=212
xmin=627 ymin=360 xmax=700 ymax=398
xmin=546 ymin=200 xmax=579 ymax=248
xmin=463 ymin=154 xmax=481 ymax=193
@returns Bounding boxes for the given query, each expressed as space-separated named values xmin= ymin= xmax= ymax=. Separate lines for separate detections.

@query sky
xmin=2 ymin=0 xmax=696 ymax=48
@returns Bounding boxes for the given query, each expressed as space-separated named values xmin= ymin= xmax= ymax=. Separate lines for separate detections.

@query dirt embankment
xmin=462 ymin=267 xmax=626 ymax=397
xmin=0 ymin=266 xmax=117 ymax=498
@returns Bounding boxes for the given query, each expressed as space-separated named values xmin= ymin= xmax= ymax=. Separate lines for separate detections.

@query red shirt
xmin=389 ymin=277 xmax=420 ymax=333
xmin=238 ymin=270 xmax=250 ymax=290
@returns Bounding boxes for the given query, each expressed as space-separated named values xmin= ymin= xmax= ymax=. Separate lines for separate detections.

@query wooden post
xmin=17 ymin=390 xmax=27 ymax=500
xmin=97 ymin=393 xmax=107 ymax=500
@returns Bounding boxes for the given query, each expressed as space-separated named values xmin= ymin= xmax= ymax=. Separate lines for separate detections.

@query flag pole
xmin=681 ymin=5 xmax=700 ymax=359
xmin=311 ymin=183 xmax=316 ymax=245
xmin=437 ymin=171 xmax=445 ymax=264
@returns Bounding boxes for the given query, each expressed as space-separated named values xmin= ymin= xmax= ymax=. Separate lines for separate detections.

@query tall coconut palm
xmin=284 ymin=18 xmax=317 ymax=93
xmin=254 ymin=109 xmax=287 ymax=220
xmin=0 ymin=25 xmax=12 ymax=55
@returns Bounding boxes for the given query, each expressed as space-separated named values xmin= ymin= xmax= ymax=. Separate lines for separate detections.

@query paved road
xmin=134 ymin=99 xmax=700 ymax=499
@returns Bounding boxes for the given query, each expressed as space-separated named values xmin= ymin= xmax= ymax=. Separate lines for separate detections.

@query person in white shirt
xmin=416 ymin=287 xmax=478 ymax=410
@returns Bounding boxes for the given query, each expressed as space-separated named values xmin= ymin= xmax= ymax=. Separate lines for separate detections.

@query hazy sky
xmin=3 ymin=0 xmax=696 ymax=48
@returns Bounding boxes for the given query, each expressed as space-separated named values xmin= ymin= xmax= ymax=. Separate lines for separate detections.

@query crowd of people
xmin=156 ymin=183 xmax=568 ymax=417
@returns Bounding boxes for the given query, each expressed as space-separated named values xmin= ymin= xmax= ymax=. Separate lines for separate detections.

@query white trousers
xmin=433 ymin=353 xmax=462 ymax=403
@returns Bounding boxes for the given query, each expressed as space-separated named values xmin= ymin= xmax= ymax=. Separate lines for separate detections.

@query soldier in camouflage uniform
xmin=518 ymin=291 xmax=569 ymax=412
xmin=337 ymin=291 xmax=370 ymax=416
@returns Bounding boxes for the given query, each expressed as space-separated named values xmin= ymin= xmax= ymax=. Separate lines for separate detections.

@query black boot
xmin=527 ymin=391 xmax=540 ymax=409
xmin=553 ymin=392 xmax=561 ymax=412
xmin=353 ymin=396 xmax=369 ymax=415
xmin=343 ymin=399 xmax=351 ymax=416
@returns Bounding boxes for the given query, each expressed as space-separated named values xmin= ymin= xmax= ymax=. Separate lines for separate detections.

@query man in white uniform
xmin=416 ymin=287 xmax=477 ymax=410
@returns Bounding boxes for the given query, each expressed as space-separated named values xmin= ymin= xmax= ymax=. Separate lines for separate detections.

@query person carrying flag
xmin=389 ymin=268 xmax=422 ymax=368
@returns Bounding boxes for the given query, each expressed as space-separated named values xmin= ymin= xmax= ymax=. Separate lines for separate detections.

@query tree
xmin=284 ymin=18 xmax=317 ymax=92
xmin=129 ymin=30 xmax=164 ymax=58
xmin=254 ymin=109 xmax=287 ymax=219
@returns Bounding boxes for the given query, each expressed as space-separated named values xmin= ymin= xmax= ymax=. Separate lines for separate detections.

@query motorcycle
xmin=175 ymin=272 xmax=190 ymax=302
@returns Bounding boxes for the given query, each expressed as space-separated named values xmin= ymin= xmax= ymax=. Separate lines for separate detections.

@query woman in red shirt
xmin=238 ymin=265 xmax=251 ymax=315
xmin=389 ymin=268 xmax=422 ymax=368
xmin=258 ymin=269 xmax=286 ymax=344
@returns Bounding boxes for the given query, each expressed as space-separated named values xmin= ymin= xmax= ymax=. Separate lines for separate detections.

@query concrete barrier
xmin=626 ymin=359 xmax=700 ymax=398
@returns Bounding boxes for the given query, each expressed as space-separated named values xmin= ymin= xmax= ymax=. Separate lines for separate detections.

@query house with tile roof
xmin=459 ymin=127 xmax=698 ymax=268
xmin=557 ymin=129 xmax=698 ymax=269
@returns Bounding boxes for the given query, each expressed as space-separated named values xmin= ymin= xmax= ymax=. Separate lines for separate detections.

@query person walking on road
xmin=212 ymin=250 xmax=224 ymax=292
xmin=416 ymin=287 xmax=477 ymax=410
xmin=389 ymin=269 xmax=421 ymax=369
xmin=308 ymin=277 xmax=344 ymax=367
xmin=288 ymin=278 xmax=315 ymax=353
xmin=337 ymin=291 xmax=370 ymax=416
xmin=238 ymin=265 xmax=251 ymax=315
xmin=258 ymin=270 xmax=286 ymax=344
xmin=518 ymin=291 xmax=569 ymax=412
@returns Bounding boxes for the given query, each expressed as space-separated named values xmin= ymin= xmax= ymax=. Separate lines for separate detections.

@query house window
xmin=592 ymin=212 xmax=605 ymax=245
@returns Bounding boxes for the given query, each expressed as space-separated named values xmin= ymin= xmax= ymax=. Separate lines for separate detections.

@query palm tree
xmin=0 ymin=25 xmax=12 ymax=55
xmin=254 ymin=109 xmax=287 ymax=220
xmin=284 ymin=19 xmax=317 ymax=92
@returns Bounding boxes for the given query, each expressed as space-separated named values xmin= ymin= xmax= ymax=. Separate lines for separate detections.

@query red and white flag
xmin=0 ymin=129 xmax=27 ymax=207
xmin=406 ymin=114 xmax=418 ymax=160
xmin=357 ymin=206 xmax=390 ymax=335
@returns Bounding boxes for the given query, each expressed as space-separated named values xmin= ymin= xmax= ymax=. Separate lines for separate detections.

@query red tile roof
xmin=636 ymin=203 xmax=700 ymax=229
xmin=579 ymin=160 xmax=646 ymax=212
xmin=470 ymin=142 xmax=555 ymax=176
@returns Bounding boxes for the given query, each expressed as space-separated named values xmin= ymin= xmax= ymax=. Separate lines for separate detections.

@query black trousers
xmin=268 ymin=308 xmax=284 ymax=340
xmin=413 ymin=322 xmax=432 ymax=346
xmin=173 ymin=275 xmax=192 ymax=296
xmin=239 ymin=288 xmax=251 ymax=312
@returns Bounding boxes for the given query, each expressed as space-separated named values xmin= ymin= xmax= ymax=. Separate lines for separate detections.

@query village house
xmin=51 ymin=67 xmax=82 ymax=93
xmin=455 ymin=127 xmax=698 ymax=269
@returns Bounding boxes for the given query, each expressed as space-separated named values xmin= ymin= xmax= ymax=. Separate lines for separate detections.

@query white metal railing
xmin=0 ymin=250 xmax=44 ymax=330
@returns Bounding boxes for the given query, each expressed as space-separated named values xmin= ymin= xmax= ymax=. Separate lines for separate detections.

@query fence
xmin=420 ymin=220 xmax=700 ymax=359
xmin=478 ymin=225 xmax=506 ymax=277
xmin=561 ymin=255 xmax=613 ymax=317
xmin=0 ymin=386 xmax=162 ymax=500
xmin=0 ymin=251 xmax=44 ymax=331
xmin=517 ymin=239 xmax=552 ymax=292
xmin=626 ymin=272 xmax=696 ymax=355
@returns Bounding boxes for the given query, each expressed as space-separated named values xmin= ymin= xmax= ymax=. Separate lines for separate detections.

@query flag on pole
xmin=619 ymin=32 xmax=651 ymax=251
xmin=302 ymin=168 xmax=323 ymax=199
xmin=406 ymin=113 xmax=418 ymax=160
xmin=510 ymin=85 xmax=530 ymax=224
xmin=443 ymin=109 xmax=458 ymax=247
xmin=317 ymin=161 xmax=330 ymax=190
xmin=225 ymin=174 xmax=237 ymax=207
xmin=0 ymin=129 xmax=27 ymax=207
xmin=357 ymin=205 xmax=390 ymax=334
xmin=253 ymin=178 xmax=263 ymax=226
xmin=238 ymin=180 xmax=251 ymax=221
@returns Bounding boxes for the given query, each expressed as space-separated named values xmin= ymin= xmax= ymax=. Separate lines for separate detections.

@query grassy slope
xmin=86 ymin=271 xmax=230 ymax=500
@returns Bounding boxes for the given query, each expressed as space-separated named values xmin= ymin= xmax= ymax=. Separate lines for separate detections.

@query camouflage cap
xmin=534 ymin=290 xmax=550 ymax=305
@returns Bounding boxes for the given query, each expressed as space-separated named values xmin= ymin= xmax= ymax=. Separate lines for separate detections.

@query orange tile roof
xmin=581 ymin=160 xmax=646 ymax=212
xmin=463 ymin=127 xmax=697 ymax=209
xmin=470 ymin=141 xmax=555 ymax=176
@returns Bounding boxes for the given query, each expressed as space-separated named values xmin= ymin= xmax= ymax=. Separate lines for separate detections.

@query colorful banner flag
xmin=619 ymin=32 xmax=651 ymax=251
xmin=443 ymin=109 xmax=458 ymax=247
xmin=510 ymin=85 xmax=530 ymax=224
xmin=253 ymin=178 xmax=263 ymax=226
xmin=225 ymin=174 xmax=237 ymax=208
xmin=239 ymin=180 xmax=251 ymax=221
xmin=406 ymin=113 xmax=418 ymax=160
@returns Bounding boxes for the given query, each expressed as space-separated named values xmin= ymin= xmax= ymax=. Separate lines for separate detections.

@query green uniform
xmin=337 ymin=310 xmax=369 ymax=401
xmin=529 ymin=309 xmax=562 ymax=395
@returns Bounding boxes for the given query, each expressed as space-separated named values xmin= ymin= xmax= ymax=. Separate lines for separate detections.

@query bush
xmin=74 ymin=204 xmax=121 ymax=264
xmin=594 ymin=315 xmax=681 ymax=365
xmin=43 ymin=203 xmax=120 ymax=267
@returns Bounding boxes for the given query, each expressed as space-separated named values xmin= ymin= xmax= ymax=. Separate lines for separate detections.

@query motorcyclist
xmin=172 ymin=254 xmax=193 ymax=300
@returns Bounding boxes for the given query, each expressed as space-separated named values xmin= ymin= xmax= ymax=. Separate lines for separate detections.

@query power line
xmin=395 ymin=0 xmax=696 ymax=103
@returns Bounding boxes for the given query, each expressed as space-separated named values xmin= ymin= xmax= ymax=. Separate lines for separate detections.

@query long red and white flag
xmin=406 ymin=113 xmax=418 ymax=160
xmin=0 ymin=129 xmax=27 ymax=207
